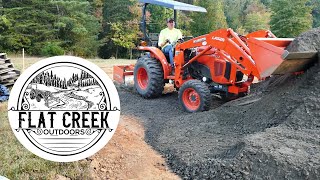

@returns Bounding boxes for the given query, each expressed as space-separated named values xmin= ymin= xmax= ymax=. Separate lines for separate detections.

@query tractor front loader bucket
xmin=246 ymin=38 xmax=318 ymax=79
xmin=113 ymin=65 xmax=135 ymax=84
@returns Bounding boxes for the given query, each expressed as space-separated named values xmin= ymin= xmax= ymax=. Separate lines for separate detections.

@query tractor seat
xmin=148 ymin=33 xmax=160 ymax=47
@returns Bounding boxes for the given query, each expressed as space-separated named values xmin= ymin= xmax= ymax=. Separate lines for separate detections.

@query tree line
xmin=0 ymin=0 xmax=319 ymax=58
xmin=31 ymin=70 xmax=98 ymax=89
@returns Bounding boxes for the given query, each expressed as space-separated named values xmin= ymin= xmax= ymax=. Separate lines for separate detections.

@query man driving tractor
xmin=158 ymin=18 xmax=182 ymax=73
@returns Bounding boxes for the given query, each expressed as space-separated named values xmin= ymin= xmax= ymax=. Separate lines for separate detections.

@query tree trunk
xmin=130 ymin=48 xmax=133 ymax=60
xmin=116 ymin=46 xmax=118 ymax=59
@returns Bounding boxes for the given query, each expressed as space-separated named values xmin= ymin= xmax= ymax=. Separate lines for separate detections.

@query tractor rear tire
xmin=178 ymin=80 xmax=211 ymax=113
xmin=134 ymin=57 xmax=164 ymax=98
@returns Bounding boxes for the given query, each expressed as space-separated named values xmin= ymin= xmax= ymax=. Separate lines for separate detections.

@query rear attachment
xmin=113 ymin=65 xmax=135 ymax=84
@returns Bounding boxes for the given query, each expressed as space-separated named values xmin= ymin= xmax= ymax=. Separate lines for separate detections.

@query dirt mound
xmin=155 ymin=62 xmax=320 ymax=179
xmin=119 ymin=28 xmax=320 ymax=179
xmin=286 ymin=27 xmax=320 ymax=52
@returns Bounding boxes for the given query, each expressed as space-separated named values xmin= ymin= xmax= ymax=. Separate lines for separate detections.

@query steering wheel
xmin=177 ymin=38 xmax=184 ymax=43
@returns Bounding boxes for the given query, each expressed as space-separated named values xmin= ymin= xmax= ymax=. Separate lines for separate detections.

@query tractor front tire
xmin=178 ymin=80 xmax=211 ymax=113
xmin=134 ymin=57 xmax=164 ymax=98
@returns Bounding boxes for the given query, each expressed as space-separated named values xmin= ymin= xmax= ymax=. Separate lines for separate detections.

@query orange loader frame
xmin=114 ymin=28 xmax=317 ymax=95
xmin=173 ymin=29 xmax=288 ymax=94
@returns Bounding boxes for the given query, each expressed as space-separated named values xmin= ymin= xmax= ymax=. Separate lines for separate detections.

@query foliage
xmin=41 ymin=42 xmax=65 ymax=57
xmin=223 ymin=0 xmax=271 ymax=34
xmin=109 ymin=22 xmax=138 ymax=49
xmin=309 ymin=0 xmax=320 ymax=27
xmin=243 ymin=1 xmax=270 ymax=33
xmin=260 ymin=0 xmax=272 ymax=7
xmin=270 ymin=0 xmax=313 ymax=37
xmin=0 ymin=0 xmax=318 ymax=58
xmin=99 ymin=0 xmax=140 ymax=59
xmin=52 ymin=0 xmax=100 ymax=57
xmin=0 ymin=0 xmax=100 ymax=57
xmin=224 ymin=0 xmax=249 ymax=30
xmin=147 ymin=4 xmax=173 ymax=33
xmin=190 ymin=0 xmax=228 ymax=37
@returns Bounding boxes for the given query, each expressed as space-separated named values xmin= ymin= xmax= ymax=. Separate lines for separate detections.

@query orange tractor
xmin=113 ymin=1 xmax=318 ymax=112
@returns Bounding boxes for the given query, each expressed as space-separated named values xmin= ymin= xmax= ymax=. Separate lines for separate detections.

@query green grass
xmin=9 ymin=55 xmax=136 ymax=73
xmin=0 ymin=55 xmax=136 ymax=179
xmin=0 ymin=102 xmax=91 ymax=179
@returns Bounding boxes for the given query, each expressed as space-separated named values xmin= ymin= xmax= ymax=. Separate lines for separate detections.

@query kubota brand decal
xmin=212 ymin=36 xmax=225 ymax=42
xmin=193 ymin=37 xmax=206 ymax=44
xmin=8 ymin=56 xmax=120 ymax=162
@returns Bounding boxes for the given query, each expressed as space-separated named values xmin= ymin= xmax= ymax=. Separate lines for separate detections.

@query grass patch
xmin=0 ymin=102 xmax=90 ymax=179
xmin=0 ymin=55 xmax=136 ymax=179
xmin=9 ymin=56 xmax=136 ymax=72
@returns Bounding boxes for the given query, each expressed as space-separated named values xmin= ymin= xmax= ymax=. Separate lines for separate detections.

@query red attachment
xmin=246 ymin=38 xmax=293 ymax=78
xmin=113 ymin=65 xmax=134 ymax=84
xmin=182 ymin=88 xmax=200 ymax=111
xmin=136 ymin=67 xmax=148 ymax=89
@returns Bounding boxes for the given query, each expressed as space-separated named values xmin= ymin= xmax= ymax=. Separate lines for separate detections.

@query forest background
xmin=0 ymin=0 xmax=318 ymax=59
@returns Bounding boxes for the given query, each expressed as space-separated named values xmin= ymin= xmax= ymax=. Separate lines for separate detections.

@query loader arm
xmin=175 ymin=29 xmax=261 ymax=87
xmin=175 ymin=28 xmax=318 ymax=88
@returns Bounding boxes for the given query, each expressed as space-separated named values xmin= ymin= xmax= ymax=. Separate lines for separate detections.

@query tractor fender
xmin=138 ymin=46 xmax=170 ymax=78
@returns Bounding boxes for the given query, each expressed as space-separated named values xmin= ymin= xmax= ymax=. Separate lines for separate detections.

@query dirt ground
xmin=86 ymin=65 xmax=179 ymax=179
xmin=3 ymin=28 xmax=320 ymax=179
xmin=88 ymin=115 xmax=179 ymax=180
xmin=111 ymin=28 xmax=320 ymax=179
